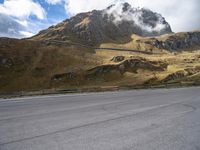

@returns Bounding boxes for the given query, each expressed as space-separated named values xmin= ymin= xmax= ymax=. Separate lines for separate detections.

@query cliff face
xmin=142 ymin=31 xmax=200 ymax=51
xmin=32 ymin=2 xmax=172 ymax=45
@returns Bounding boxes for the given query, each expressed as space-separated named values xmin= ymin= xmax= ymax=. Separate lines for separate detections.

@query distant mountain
xmin=32 ymin=2 xmax=172 ymax=45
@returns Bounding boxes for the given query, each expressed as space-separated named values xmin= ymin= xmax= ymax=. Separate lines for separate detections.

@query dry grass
xmin=1 ymin=35 xmax=200 ymax=92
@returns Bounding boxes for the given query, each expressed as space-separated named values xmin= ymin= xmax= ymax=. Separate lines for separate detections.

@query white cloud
xmin=19 ymin=31 xmax=35 ymax=37
xmin=0 ymin=0 xmax=46 ymax=20
xmin=1 ymin=0 xmax=199 ymax=38
xmin=65 ymin=0 xmax=113 ymax=15
xmin=127 ymin=0 xmax=200 ymax=32
xmin=64 ymin=0 xmax=200 ymax=32
xmin=0 ymin=13 xmax=25 ymax=38
xmin=15 ymin=19 xmax=28 ymax=27
xmin=104 ymin=2 xmax=169 ymax=33
xmin=45 ymin=0 xmax=63 ymax=5
xmin=0 ymin=0 xmax=47 ymax=38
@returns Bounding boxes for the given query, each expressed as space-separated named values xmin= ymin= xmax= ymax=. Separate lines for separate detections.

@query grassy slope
xmin=1 ymin=32 xmax=200 ymax=92
xmin=0 ymin=39 xmax=103 ymax=92
xmin=100 ymin=34 xmax=168 ymax=53
xmin=94 ymin=49 xmax=200 ymax=86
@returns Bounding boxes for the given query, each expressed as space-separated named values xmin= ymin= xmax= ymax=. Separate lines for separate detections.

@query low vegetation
xmin=1 ymin=32 xmax=200 ymax=93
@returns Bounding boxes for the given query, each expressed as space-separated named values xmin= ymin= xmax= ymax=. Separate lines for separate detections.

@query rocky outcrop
xmin=117 ymin=58 xmax=168 ymax=74
xmin=0 ymin=56 xmax=13 ymax=68
xmin=51 ymin=72 xmax=77 ymax=81
xmin=162 ymin=70 xmax=187 ymax=83
xmin=52 ymin=57 xmax=168 ymax=81
xmin=145 ymin=31 xmax=200 ymax=51
xmin=162 ymin=66 xmax=200 ymax=82
xmin=185 ymin=66 xmax=200 ymax=75
xmin=111 ymin=56 xmax=125 ymax=62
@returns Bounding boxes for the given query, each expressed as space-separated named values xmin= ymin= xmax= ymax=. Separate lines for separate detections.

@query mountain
xmin=1 ymin=3 xmax=200 ymax=93
xmin=32 ymin=2 xmax=172 ymax=45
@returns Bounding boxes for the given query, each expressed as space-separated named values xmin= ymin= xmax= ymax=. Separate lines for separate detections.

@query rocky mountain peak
xmin=104 ymin=2 xmax=171 ymax=33
xmin=32 ymin=2 xmax=172 ymax=45
xmin=122 ymin=2 xmax=131 ymax=12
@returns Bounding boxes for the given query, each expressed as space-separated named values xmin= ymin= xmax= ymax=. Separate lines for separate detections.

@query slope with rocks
xmin=140 ymin=31 xmax=200 ymax=51
xmin=52 ymin=57 xmax=168 ymax=83
xmin=0 ymin=38 xmax=101 ymax=92
xmin=100 ymin=31 xmax=200 ymax=53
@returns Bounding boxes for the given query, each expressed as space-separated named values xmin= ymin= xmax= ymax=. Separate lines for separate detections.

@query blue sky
xmin=0 ymin=0 xmax=69 ymax=38
xmin=0 ymin=0 xmax=199 ymax=38
xmin=36 ymin=0 xmax=67 ymax=22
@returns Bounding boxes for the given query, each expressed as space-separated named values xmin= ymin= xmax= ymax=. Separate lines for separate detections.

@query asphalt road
xmin=0 ymin=87 xmax=200 ymax=150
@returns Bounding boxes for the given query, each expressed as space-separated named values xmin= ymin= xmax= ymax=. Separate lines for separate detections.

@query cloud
xmin=19 ymin=31 xmax=35 ymax=37
xmin=0 ymin=14 xmax=62 ymax=38
xmin=65 ymin=0 xmax=113 ymax=15
xmin=65 ymin=0 xmax=200 ymax=32
xmin=0 ymin=0 xmax=47 ymax=38
xmin=45 ymin=0 xmax=63 ymax=5
xmin=1 ymin=0 xmax=199 ymax=39
xmin=0 ymin=0 xmax=46 ymax=20
xmin=127 ymin=0 xmax=200 ymax=32
xmin=0 ymin=13 xmax=26 ymax=38
xmin=104 ymin=2 xmax=170 ymax=33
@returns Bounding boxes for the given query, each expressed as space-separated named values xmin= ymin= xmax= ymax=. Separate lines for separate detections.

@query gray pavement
xmin=0 ymin=87 xmax=200 ymax=150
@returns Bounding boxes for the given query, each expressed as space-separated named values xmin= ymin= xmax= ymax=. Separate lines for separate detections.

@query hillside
xmin=0 ymin=3 xmax=200 ymax=93
xmin=100 ymin=31 xmax=200 ymax=52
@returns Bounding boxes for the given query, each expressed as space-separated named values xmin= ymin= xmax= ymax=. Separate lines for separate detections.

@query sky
xmin=0 ymin=0 xmax=199 ymax=38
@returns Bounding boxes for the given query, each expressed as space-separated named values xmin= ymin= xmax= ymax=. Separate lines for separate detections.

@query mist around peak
xmin=103 ymin=2 xmax=172 ymax=34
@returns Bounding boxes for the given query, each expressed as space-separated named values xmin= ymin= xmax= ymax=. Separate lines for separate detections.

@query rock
xmin=162 ymin=66 xmax=200 ymax=83
xmin=51 ymin=58 xmax=168 ymax=82
xmin=111 ymin=56 xmax=125 ymax=62
xmin=51 ymin=72 xmax=77 ymax=81
xmin=184 ymin=66 xmax=200 ymax=75
xmin=122 ymin=58 xmax=168 ymax=73
xmin=0 ymin=57 xmax=13 ymax=68
xmin=162 ymin=70 xmax=187 ymax=83
xmin=146 ymin=31 xmax=200 ymax=51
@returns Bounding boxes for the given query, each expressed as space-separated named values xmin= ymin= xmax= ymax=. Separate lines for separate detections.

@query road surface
xmin=0 ymin=87 xmax=200 ymax=150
